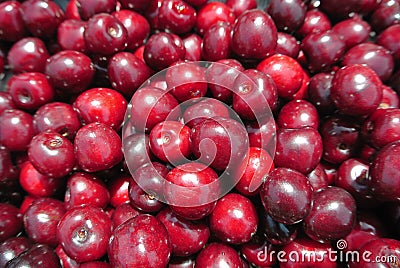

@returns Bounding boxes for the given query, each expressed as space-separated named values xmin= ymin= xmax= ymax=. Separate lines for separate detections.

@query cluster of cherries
xmin=1 ymin=0 xmax=400 ymax=267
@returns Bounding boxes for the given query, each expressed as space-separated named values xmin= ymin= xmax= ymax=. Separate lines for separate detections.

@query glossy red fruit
xmin=74 ymin=122 xmax=123 ymax=172
xmin=331 ymin=64 xmax=383 ymax=117
xmin=0 ymin=92 xmax=16 ymax=115
xmin=277 ymin=99 xmax=319 ymax=129
xmin=226 ymin=0 xmax=257 ymax=17
xmin=77 ymin=0 xmax=116 ymax=20
xmin=108 ymin=175 xmax=131 ymax=208
xmin=296 ymin=9 xmax=331 ymax=38
xmin=0 ymin=203 xmax=23 ymax=243
xmin=6 ymin=244 xmax=61 ymax=268
xmin=210 ymin=193 xmax=258 ymax=244
xmin=158 ymin=0 xmax=197 ymax=35
xmin=377 ymin=24 xmax=400 ymax=63
xmin=307 ymin=72 xmax=335 ymax=115
xmin=196 ymin=2 xmax=236 ymax=36
xmin=0 ymin=237 xmax=32 ymax=268
xmin=57 ymin=19 xmax=88 ymax=53
xmin=306 ymin=164 xmax=330 ymax=192
xmin=370 ymin=0 xmax=400 ymax=32
xmin=182 ymin=33 xmax=202 ymax=61
xmin=231 ymin=9 xmax=277 ymax=59
xmin=111 ymin=203 xmax=140 ymax=228
xmin=276 ymin=32 xmax=300 ymax=58
xmin=58 ymin=205 xmax=113 ymax=263
xmin=202 ymin=22 xmax=232 ymax=62
xmin=195 ymin=243 xmax=242 ymax=268
xmin=266 ymin=0 xmax=306 ymax=32
xmin=240 ymin=238 xmax=277 ymax=267
xmin=0 ymin=1 xmax=27 ymax=42
xmin=119 ymin=0 xmax=150 ymax=12
xmin=183 ymin=98 xmax=230 ymax=128
xmin=259 ymin=211 xmax=298 ymax=246
xmin=108 ymin=214 xmax=171 ymax=268
xmin=331 ymin=17 xmax=371 ymax=50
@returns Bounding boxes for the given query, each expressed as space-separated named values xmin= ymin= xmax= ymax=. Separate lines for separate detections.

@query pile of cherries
xmin=1 ymin=0 xmax=400 ymax=267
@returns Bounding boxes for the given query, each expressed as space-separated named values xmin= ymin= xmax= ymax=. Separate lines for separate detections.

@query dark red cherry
xmin=7 ymin=37 xmax=49 ymax=74
xmin=303 ymin=186 xmax=356 ymax=242
xmin=202 ymin=22 xmax=232 ymax=62
xmin=158 ymin=0 xmax=197 ymax=35
xmin=0 ymin=1 xmax=27 ymax=42
xmin=144 ymin=32 xmax=185 ymax=71
xmin=226 ymin=0 xmax=257 ymax=17
xmin=277 ymin=99 xmax=319 ymax=129
xmin=240 ymin=237 xmax=277 ymax=267
xmin=307 ymin=72 xmax=335 ymax=115
xmin=331 ymin=64 xmax=382 ymax=117
xmin=0 ymin=237 xmax=32 ymax=267
xmin=79 ymin=262 xmax=111 ymax=268
xmin=261 ymin=168 xmax=313 ymax=225
xmin=108 ymin=175 xmax=130 ymax=208
xmin=57 ymin=19 xmax=88 ymax=54
xmin=77 ymin=0 xmax=116 ymax=20
xmin=210 ymin=193 xmax=258 ymax=244
xmin=231 ymin=9 xmax=277 ymax=59
xmin=377 ymin=24 xmax=400 ymax=63
xmin=246 ymin=116 xmax=277 ymax=152
xmin=331 ymin=17 xmax=371 ymax=50
xmin=56 ymin=244 xmax=79 ymax=268
xmin=0 ymin=145 xmax=14 ymax=181
xmin=157 ymin=207 xmax=210 ymax=256
xmin=276 ymin=32 xmax=300 ymax=58
xmin=111 ymin=203 xmax=140 ymax=228
xmin=274 ymin=127 xmax=323 ymax=174
xmin=259 ymin=211 xmax=298 ymax=246
xmin=122 ymin=133 xmax=152 ymax=173
xmin=266 ymin=0 xmax=306 ymax=32
xmin=108 ymin=214 xmax=171 ymax=267
xmin=65 ymin=172 xmax=110 ymax=210
xmin=74 ymin=122 xmax=123 ymax=173
xmin=20 ymin=0 xmax=64 ymax=39
xmin=168 ymin=256 xmax=196 ymax=268
xmin=306 ymin=164 xmax=330 ymax=192
xmin=183 ymin=98 xmax=230 ymax=128
xmin=0 ymin=203 xmax=23 ymax=243
xmin=196 ymin=243 xmax=242 ymax=267
xmin=33 ymin=102 xmax=81 ymax=140
xmin=7 ymin=72 xmax=54 ymax=111
xmin=196 ymin=2 xmax=236 ymax=36
xmin=84 ymin=13 xmax=128 ymax=55
xmin=119 ymin=0 xmax=150 ymax=12
xmin=182 ymin=33 xmax=202 ymax=61
xmin=143 ymin=0 xmax=163 ymax=30
xmin=370 ymin=0 xmax=400 ymax=33
xmin=296 ymin=9 xmax=331 ymax=38
xmin=0 ymin=92 xmax=16 ymax=115
xmin=58 ymin=205 xmax=113 ymax=263
xmin=23 ymin=197 xmax=66 ymax=247
xmin=45 ymin=50 xmax=95 ymax=95
xmin=6 ymin=244 xmax=61 ymax=268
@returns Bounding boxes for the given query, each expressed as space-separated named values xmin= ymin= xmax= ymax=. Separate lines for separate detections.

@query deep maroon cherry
xmin=342 ymin=43 xmax=394 ymax=82
xmin=196 ymin=2 xmax=236 ymax=36
xmin=0 ymin=1 xmax=27 ymax=42
xmin=65 ymin=172 xmax=110 ymax=210
xmin=23 ymin=197 xmax=66 ymax=247
xmin=266 ymin=0 xmax=306 ymax=32
xmin=143 ymin=0 xmax=163 ymax=30
xmin=303 ymin=186 xmax=356 ymax=242
xmin=119 ymin=0 xmax=150 ymax=12
xmin=6 ymin=243 xmax=61 ymax=268
xmin=57 ymin=19 xmax=88 ymax=53
xmin=0 ymin=92 xmax=15 ymax=115
xmin=74 ymin=122 xmax=123 ymax=172
xmin=20 ymin=0 xmax=64 ymax=39
xmin=144 ymin=32 xmax=185 ymax=71
xmin=226 ymin=0 xmax=257 ymax=17
xmin=202 ymin=22 xmax=232 ymax=62
xmin=0 ymin=145 xmax=14 ymax=181
xmin=157 ymin=207 xmax=210 ymax=256
xmin=128 ymin=162 xmax=168 ymax=213
xmin=377 ymin=24 xmax=400 ymax=63
xmin=240 ymin=237 xmax=277 ymax=267
xmin=276 ymin=32 xmax=300 ymax=58
xmin=210 ymin=193 xmax=258 ymax=244
xmin=246 ymin=116 xmax=277 ymax=152
xmin=158 ymin=0 xmax=197 ymax=35
xmin=45 ymin=50 xmax=95 ymax=95
xmin=381 ymin=85 xmax=400 ymax=109
xmin=77 ymin=0 xmax=116 ymax=20
xmin=183 ymin=98 xmax=230 ymax=128
xmin=108 ymin=174 xmax=130 ymax=208
xmin=58 ymin=205 xmax=113 ymax=263
xmin=259 ymin=211 xmax=298 ymax=246
xmin=296 ymin=9 xmax=331 ymax=38
xmin=261 ymin=168 xmax=313 ymax=224
xmin=111 ymin=203 xmax=140 ymax=228
xmin=0 ymin=237 xmax=32 ymax=267
xmin=33 ymin=102 xmax=81 ymax=140
xmin=319 ymin=0 xmax=362 ymax=20
xmin=231 ymin=9 xmax=277 ymax=59
xmin=195 ymin=243 xmax=242 ymax=268
xmin=0 ymin=203 xmax=23 ymax=243
xmin=277 ymin=99 xmax=319 ymax=129
xmin=7 ymin=72 xmax=54 ymax=111
xmin=7 ymin=37 xmax=49 ymax=74
xmin=73 ymin=87 xmax=127 ymax=130
xmin=183 ymin=33 xmax=202 ymax=61
xmin=55 ymin=244 xmax=79 ymax=268
xmin=370 ymin=0 xmax=400 ymax=32
xmin=306 ymin=164 xmax=330 ymax=192
xmin=0 ymin=109 xmax=35 ymax=152
xmin=122 ymin=133 xmax=153 ymax=173
xmin=274 ymin=127 xmax=323 ymax=174
xmin=307 ymin=72 xmax=335 ymax=114
xmin=108 ymin=214 xmax=171 ymax=267
xmin=331 ymin=17 xmax=371 ymax=50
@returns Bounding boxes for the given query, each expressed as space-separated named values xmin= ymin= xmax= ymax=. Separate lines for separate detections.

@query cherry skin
xmin=64 ymin=0 xmax=81 ymax=19
xmin=306 ymin=164 xmax=330 ymax=192
xmin=108 ymin=175 xmax=131 ymax=208
xmin=303 ymin=186 xmax=357 ymax=242
xmin=7 ymin=37 xmax=49 ymax=74
xmin=0 ymin=237 xmax=32 ymax=267
xmin=108 ymin=214 xmax=171 ymax=268
xmin=45 ymin=50 xmax=95 ymax=95
xmin=195 ymin=243 xmax=242 ymax=268
xmin=0 ymin=109 xmax=35 ymax=152
xmin=168 ymin=256 xmax=196 ymax=268
xmin=261 ymin=168 xmax=313 ymax=225
xmin=122 ymin=133 xmax=153 ymax=173
xmin=84 ymin=13 xmax=128 ymax=55
xmin=231 ymin=9 xmax=277 ymax=59
xmin=0 ymin=1 xmax=27 ymax=42
xmin=64 ymin=172 xmax=110 ymax=210
xmin=74 ymin=122 xmax=123 ymax=173
xmin=226 ymin=0 xmax=257 ymax=17
xmin=331 ymin=17 xmax=371 ymax=50
xmin=143 ymin=0 xmax=163 ymax=30
xmin=210 ymin=193 xmax=258 ymax=244
xmin=246 ymin=116 xmax=277 ymax=152
xmin=266 ymin=0 xmax=306 ymax=32
xmin=6 ymin=244 xmax=61 ymax=268
xmin=276 ymin=32 xmax=300 ymax=58
xmin=57 ymin=19 xmax=88 ymax=54
xmin=73 ymin=87 xmax=127 ymax=130
xmin=196 ymin=2 xmax=236 ymax=36
xmin=0 ymin=145 xmax=14 ymax=181
xmin=119 ymin=0 xmax=150 ymax=12
xmin=33 ymin=102 xmax=81 ymax=140
xmin=380 ymin=85 xmax=400 ymax=109
xmin=157 ymin=207 xmax=210 ymax=256
xmin=28 ymin=131 xmax=74 ymax=178
xmin=370 ymin=0 xmax=400 ymax=32
xmin=58 ymin=205 xmax=113 ymax=263
xmin=296 ymin=9 xmax=331 ymax=38
xmin=259 ymin=211 xmax=297 ymax=246
xmin=158 ymin=0 xmax=197 ymax=35
xmin=0 ymin=92 xmax=16 ymax=115
xmin=307 ymin=72 xmax=335 ymax=115
xmin=182 ymin=33 xmax=202 ymax=61
xmin=23 ymin=197 xmax=66 ymax=247
xmin=0 ymin=203 xmax=23 ymax=243
xmin=77 ymin=0 xmax=116 ymax=20
xmin=274 ymin=127 xmax=323 ymax=174
xmin=111 ymin=203 xmax=141 ymax=228
xmin=202 ymin=22 xmax=232 ymax=62
xmin=277 ymin=99 xmax=319 ymax=129
xmin=240 ymin=237 xmax=277 ymax=267
xmin=377 ymin=24 xmax=400 ymax=63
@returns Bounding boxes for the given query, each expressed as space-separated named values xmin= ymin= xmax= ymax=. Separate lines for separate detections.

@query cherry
xmin=157 ymin=207 xmax=210 ymax=256
xmin=0 ymin=237 xmax=32 ymax=267
xmin=122 ymin=133 xmax=153 ymax=173
xmin=158 ymin=0 xmax=197 ymax=35
xmin=307 ymin=72 xmax=335 ymax=115
xmin=64 ymin=0 xmax=81 ymax=20
xmin=108 ymin=175 xmax=130 ymax=208
xmin=168 ymin=256 xmax=196 ymax=268
xmin=377 ymin=24 xmax=400 ymax=63
xmin=196 ymin=2 xmax=236 ymax=36
xmin=0 ymin=1 xmax=27 ymax=42
xmin=0 ymin=92 xmax=16 ymax=115
xmin=20 ymin=0 xmax=64 ymax=40
xmin=182 ymin=33 xmax=202 ymax=61
xmin=58 ymin=205 xmax=112 ymax=263
xmin=0 ymin=145 xmax=14 ymax=181
xmin=143 ymin=0 xmax=163 ymax=30
xmin=259 ymin=211 xmax=297 ymax=246
xmin=77 ymin=0 xmax=116 ymax=20
xmin=261 ymin=167 xmax=313 ymax=225
xmin=108 ymin=214 xmax=171 ymax=267
xmin=64 ymin=172 xmax=110 ymax=210
xmin=231 ymin=9 xmax=277 ymax=59
xmin=296 ymin=9 xmax=331 ymax=38
xmin=266 ymin=0 xmax=306 ymax=32
xmin=111 ymin=202 xmax=141 ymax=228
xmin=226 ymin=0 xmax=257 ymax=17
xmin=23 ymin=197 xmax=66 ymax=247
xmin=202 ymin=22 xmax=232 ymax=62
xmin=246 ymin=116 xmax=277 ymax=152
xmin=119 ymin=0 xmax=150 ymax=12
xmin=80 ymin=261 xmax=111 ymax=268
xmin=45 ymin=50 xmax=95 ymax=95
xmin=303 ymin=186 xmax=356 ymax=242
xmin=28 ymin=131 xmax=74 ymax=178
xmin=370 ymin=0 xmax=400 ymax=33
xmin=57 ymin=19 xmax=88 ymax=54
xmin=277 ymin=99 xmax=319 ymax=129
xmin=195 ymin=243 xmax=242 ymax=268
xmin=331 ymin=17 xmax=371 ymax=50
xmin=306 ymin=164 xmax=330 ymax=192
xmin=274 ymin=127 xmax=323 ymax=174
xmin=276 ymin=32 xmax=300 ymax=58
xmin=6 ymin=243 xmax=61 ymax=268
xmin=381 ymin=85 xmax=400 ymax=109
xmin=74 ymin=122 xmax=123 ymax=173
xmin=0 ymin=203 xmax=23 ymax=243
xmin=33 ymin=102 xmax=81 ymax=140
xmin=7 ymin=37 xmax=49 ymax=74
xmin=241 ymin=237 xmax=277 ymax=267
